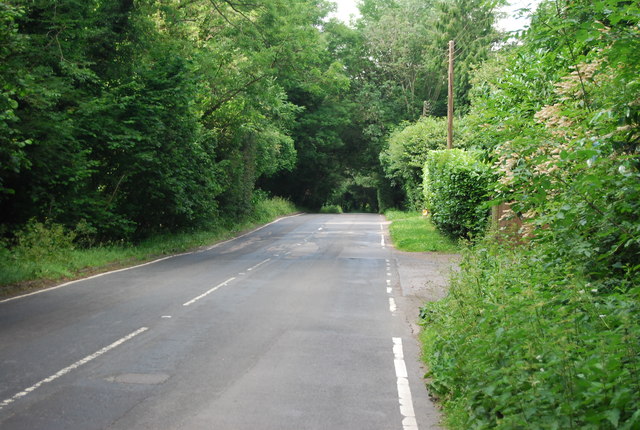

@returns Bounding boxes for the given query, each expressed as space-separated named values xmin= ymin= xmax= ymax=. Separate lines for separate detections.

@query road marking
xmin=1 ymin=214 xmax=302 ymax=305
xmin=387 ymin=272 xmax=392 ymax=277
xmin=393 ymin=337 xmax=419 ymax=430
xmin=386 ymin=280 xmax=391 ymax=286
xmin=0 ymin=327 xmax=148 ymax=410
xmin=387 ymin=287 xmax=392 ymax=294
xmin=161 ymin=315 xmax=172 ymax=319
xmin=247 ymin=258 xmax=271 ymax=272
xmin=205 ymin=214 xmax=300 ymax=251
xmin=0 ymin=255 xmax=185 ymax=305
xmin=389 ymin=297 xmax=397 ymax=313
xmin=183 ymin=277 xmax=236 ymax=307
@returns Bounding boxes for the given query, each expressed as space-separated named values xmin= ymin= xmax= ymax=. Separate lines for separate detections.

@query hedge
xmin=423 ymin=149 xmax=492 ymax=240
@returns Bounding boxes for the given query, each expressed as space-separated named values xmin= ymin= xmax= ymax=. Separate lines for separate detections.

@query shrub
xmin=13 ymin=219 xmax=76 ymax=265
xmin=421 ymin=238 xmax=640 ymax=429
xmin=319 ymin=204 xmax=343 ymax=214
xmin=249 ymin=194 xmax=297 ymax=223
xmin=380 ymin=117 xmax=448 ymax=209
xmin=423 ymin=149 xmax=492 ymax=240
xmin=0 ymin=219 xmax=77 ymax=283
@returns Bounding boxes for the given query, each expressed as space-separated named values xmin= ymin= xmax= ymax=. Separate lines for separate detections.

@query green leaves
xmin=421 ymin=238 xmax=640 ymax=429
xmin=420 ymin=0 xmax=640 ymax=428
xmin=423 ymin=149 xmax=492 ymax=240
xmin=380 ymin=116 xmax=448 ymax=208
xmin=1 ymin=0 xmax=341 ymax=238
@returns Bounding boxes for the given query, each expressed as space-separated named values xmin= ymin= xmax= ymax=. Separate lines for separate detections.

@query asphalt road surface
xmin=0 ymin=214 xmax=441 ymax=430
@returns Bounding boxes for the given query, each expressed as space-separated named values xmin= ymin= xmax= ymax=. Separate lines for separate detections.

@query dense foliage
xmin=420 ymin=0 xmax=640 ymax=428
xmin=6 ymin=0 xmax=638 ymax=426
xmin=423 ymin=149 xmax=491 ymax=239
xmin=0 ymin=0 xmax=334 ymax=241
xmin=422 ymin=238 xmax=640 ymax=429
xmin=381 ymin=116 xmax=447 ymax=209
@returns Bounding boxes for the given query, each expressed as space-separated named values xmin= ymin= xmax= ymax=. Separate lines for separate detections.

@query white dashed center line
xmin=0 ymin=327 xmax=148 ymax=410
xmin=247 ymin=258 xmax=271 ymax=272
xmin=389 ymin=297 xmax=397 ymax=313
xmin=183 ymin=277 xmax=236 ymax=307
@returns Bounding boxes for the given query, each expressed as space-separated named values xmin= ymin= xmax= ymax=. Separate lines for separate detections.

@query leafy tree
xmin=380 ymin=116 xmax=448 ymax=209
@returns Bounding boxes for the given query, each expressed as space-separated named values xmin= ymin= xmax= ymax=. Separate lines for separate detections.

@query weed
xmin=420 ymin=238 xmax=640 ymax=429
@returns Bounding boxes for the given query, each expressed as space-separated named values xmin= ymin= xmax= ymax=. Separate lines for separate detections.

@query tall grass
xmin=0 ymin=197 xmax=297 ymax=295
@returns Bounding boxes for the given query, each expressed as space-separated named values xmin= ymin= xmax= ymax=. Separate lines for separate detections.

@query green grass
xmin=385 ymin=210 xmax=460 ymax=253
xmin=0 ymin=197 xmax=297 ymax=296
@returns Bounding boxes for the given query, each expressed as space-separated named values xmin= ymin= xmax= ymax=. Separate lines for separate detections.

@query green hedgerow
xmin=423 ymin=149 xmax=492 ymax=240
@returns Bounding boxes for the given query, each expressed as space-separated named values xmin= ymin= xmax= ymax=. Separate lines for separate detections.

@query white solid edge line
xmin=0 ymin=254 xmax=183 ymax=305
xmin=0 ymin=327 xmax=148 ymax=410
xmin=393 ymin=337 xmax=419 ymax=430
xmin=205 ymin=214 xmax=301 ymax=251
xmin=183 ymin=277 xmax=236 ymax=307
xmin=1 ymin=214 xmax=302 ymax=305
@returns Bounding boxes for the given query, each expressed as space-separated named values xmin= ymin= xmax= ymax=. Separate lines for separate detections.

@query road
xmin=0 ymin=214 xmax=441 ymax=429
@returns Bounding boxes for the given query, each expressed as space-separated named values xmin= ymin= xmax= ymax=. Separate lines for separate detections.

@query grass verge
xmin=0 ymin=197 xmax=297 ymax=298
xmin=385 ymin=210 xmax=460 ymax=253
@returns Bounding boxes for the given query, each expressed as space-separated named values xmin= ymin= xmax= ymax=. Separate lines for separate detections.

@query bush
xmin=13 ymin=219 xmax=76 ymax=265
xmin=380 ymin=117 xmax=448 ymax=210
xmin=250 ymin=196 xmax=297 ymax=222
xmin=423 ymin=149 xmax=492 ymax=240
xmin=319 ymin=204 xmax=343 ymax=214
xmin=0 ymin=219 xmax=77 ymax=284
xmin=421 ymin=238 xmax=640 ymax=429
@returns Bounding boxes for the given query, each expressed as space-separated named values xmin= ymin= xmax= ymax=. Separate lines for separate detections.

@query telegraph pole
xmin=447 ymin=40 xmax=454 ymax=149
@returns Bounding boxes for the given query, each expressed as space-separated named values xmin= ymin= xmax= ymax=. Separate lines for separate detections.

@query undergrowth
xmin=420 ymin=237 xmax=640 ymax=429
xmin=0 ymin=197 xmax=297 ymax=294
xmin=319 ymin=204 xmax=343 ymax=214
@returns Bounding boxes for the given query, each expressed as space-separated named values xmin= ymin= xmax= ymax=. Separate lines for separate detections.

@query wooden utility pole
xmin=447 ymin=40 xmax=454 ymax=149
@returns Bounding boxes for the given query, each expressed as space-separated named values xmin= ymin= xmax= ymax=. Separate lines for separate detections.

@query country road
xmin=0 ymin=214 xmax=442 ymax=430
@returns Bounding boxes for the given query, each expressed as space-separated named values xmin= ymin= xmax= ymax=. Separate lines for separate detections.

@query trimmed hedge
xmin=423 ymin=149 xmax=492 ymax=239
